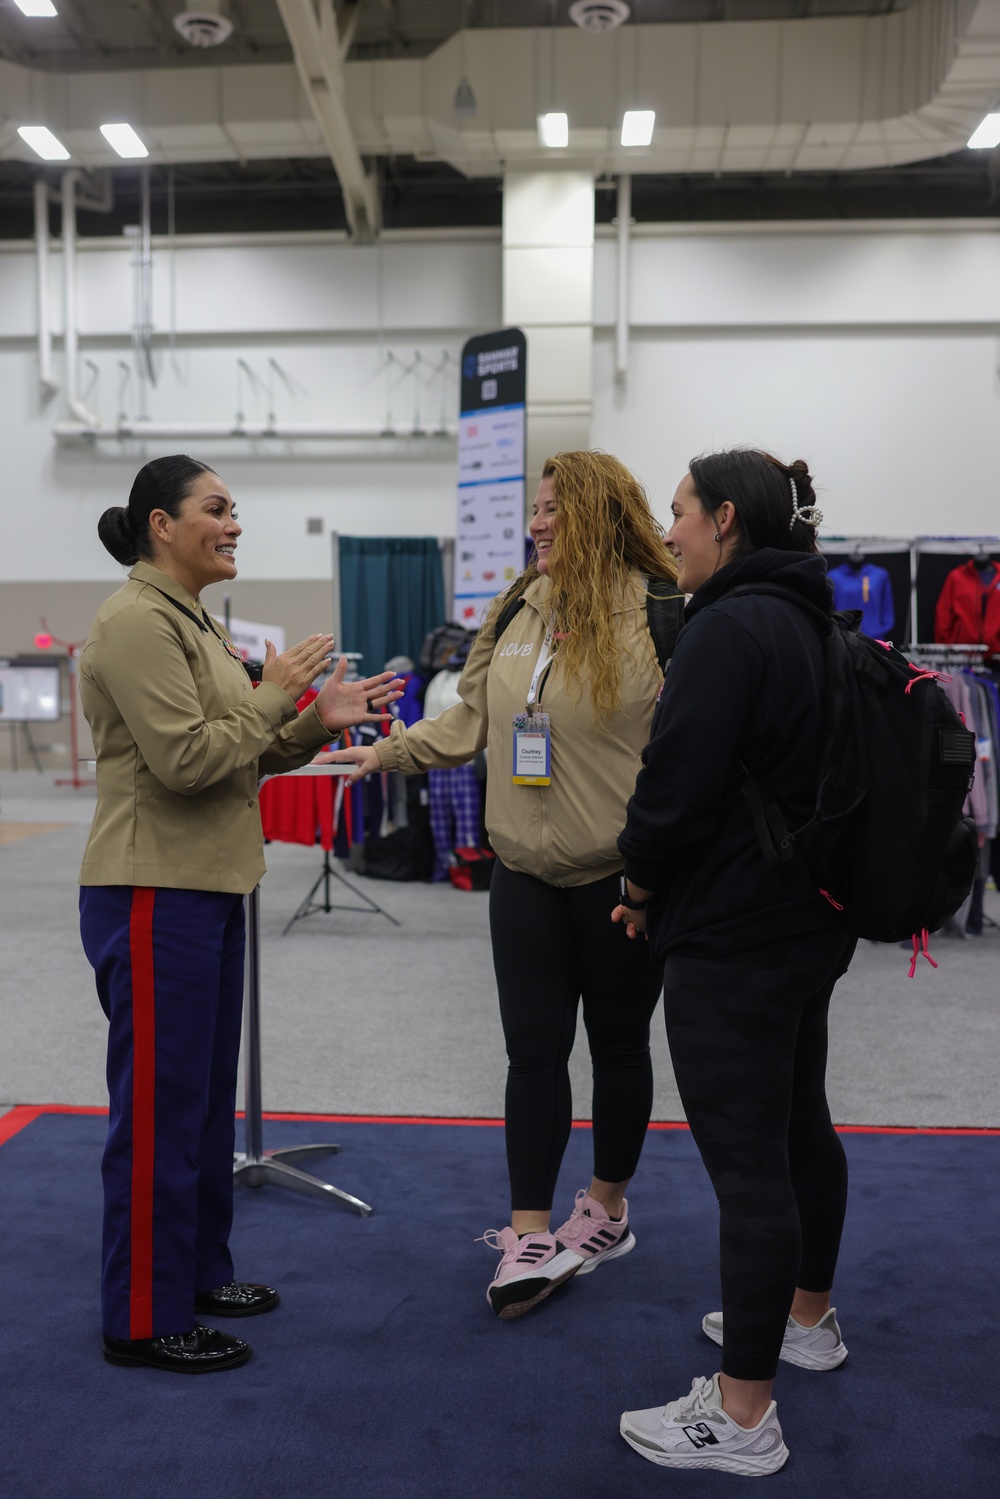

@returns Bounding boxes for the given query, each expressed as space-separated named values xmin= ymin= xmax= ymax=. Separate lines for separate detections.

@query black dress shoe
xmin=194 ymin=1281 xmax=280 ymax=1317
xmin=103 ymin=1324 xmax=251 ymax=1373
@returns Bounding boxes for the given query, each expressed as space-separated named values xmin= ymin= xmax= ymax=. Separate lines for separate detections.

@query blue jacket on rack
xmin=829 ymin=562 xmax=895 ymax=638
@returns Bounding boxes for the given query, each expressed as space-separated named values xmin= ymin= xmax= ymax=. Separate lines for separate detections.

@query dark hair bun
xmin=97 ymin=506 xmax=139 ymax=566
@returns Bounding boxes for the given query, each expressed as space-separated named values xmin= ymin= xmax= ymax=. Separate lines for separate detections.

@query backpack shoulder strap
xmin=726 ymin=580 xmax=834 ymax=634
xmin=491 ymin=576 xmax=684 ymax=671
xmin=644 ymin=577 xmax=685 ymax=673
xmin=493 ymin=590 xmax=526 ymax=647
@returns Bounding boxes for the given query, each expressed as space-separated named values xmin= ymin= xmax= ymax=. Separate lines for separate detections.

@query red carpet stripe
xmin=129 ymin=888 xmax=157 ymax=1341
xmin=0 ymin=1105 xmax=997 ymax=1144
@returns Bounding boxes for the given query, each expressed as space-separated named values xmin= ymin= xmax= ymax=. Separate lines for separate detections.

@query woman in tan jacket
xmin=329 ymin=451 xmax=682 ymax=1319
xmin=79 ymin=454 xmax=401 ymax=1374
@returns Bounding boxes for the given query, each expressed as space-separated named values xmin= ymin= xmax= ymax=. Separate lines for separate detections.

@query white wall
xmin=591 ymin=223 xmax=1000 ymax=537
xmin=2 ymin=219 xmax=1000 ymax=593
xmin=0 ymin=232 xmax=501 ymax=583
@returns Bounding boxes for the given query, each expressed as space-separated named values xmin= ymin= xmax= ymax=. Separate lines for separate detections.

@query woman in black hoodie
xmin=615 ymin=450 xmax=856 ymax=1478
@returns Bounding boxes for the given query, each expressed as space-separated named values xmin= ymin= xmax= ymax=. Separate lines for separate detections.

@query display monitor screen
xmin=0 ymin=662 xmax=61 ymax=722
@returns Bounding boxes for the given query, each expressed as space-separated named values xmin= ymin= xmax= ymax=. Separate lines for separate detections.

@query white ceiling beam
xmin=274 ymin=0 xmax=379 ymax=241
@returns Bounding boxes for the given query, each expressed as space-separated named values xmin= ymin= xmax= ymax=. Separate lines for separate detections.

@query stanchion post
xmin=233 ymin=770 xmax=374 ymax=1215
xmin=243 ymin=885 xmax=265 ymax=1166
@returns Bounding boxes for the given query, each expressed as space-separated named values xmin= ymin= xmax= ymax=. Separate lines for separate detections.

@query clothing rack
xmin=909 ymin=643 xmax=991 ymax=667
xmin=820 ymin=536 xmax=1000 ymax=647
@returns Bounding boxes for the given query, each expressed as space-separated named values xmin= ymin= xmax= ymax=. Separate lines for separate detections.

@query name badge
xmin=512 ymin=712 xmax=551 ymax=786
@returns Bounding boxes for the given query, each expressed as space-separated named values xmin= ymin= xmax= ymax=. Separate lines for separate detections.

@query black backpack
xmin=419 ymin=621 xmax=478 ymax=675
xmin=731 ymin=584 xmax=979 ymax=948
xmin=492 ymin=576 xmax=684 ymax=675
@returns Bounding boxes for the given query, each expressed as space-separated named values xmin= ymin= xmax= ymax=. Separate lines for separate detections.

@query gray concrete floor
xmin=1 ymin=770 xmax=997 ymax=1127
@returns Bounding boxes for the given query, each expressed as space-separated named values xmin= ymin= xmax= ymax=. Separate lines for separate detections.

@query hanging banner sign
xmin=453 ymin=327 xmax=527 ymax=625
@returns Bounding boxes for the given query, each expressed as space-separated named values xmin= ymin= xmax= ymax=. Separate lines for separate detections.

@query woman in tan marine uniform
xmin=79 ymin=454 xmax=401 ymax=1374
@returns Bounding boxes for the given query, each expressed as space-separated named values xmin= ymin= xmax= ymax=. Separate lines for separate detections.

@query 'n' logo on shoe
xmin=682 ymin=1423 xmax=720 ymax=1450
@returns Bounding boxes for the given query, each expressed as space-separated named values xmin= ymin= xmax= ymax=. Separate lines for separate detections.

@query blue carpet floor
xmin=0 ymin=1112 xmax=995 ymax=1499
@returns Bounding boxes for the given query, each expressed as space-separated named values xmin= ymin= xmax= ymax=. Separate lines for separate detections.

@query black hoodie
xmin=618 ymin=547 xmax=842 ymax=962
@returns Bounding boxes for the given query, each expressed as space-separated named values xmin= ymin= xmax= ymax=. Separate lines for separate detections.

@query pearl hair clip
xmin=788 ymin=475 xmax=824 ymax=532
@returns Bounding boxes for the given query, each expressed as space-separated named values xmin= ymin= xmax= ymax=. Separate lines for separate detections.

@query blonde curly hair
xmin=486 ymin=449 xmax=676 ymax=726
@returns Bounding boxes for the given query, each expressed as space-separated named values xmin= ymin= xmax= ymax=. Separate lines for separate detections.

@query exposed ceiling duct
xmin=2 ymin=3 xmax=1000 ymax=180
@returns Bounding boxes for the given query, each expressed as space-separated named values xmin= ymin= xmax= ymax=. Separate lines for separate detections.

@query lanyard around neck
xmin=149 ymin=585 xmax=246 ymax=665
xmin=526 ymin=616 xmax=557 ymax=709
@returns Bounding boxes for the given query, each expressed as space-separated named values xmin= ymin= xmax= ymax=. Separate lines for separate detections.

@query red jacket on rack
xmin=934 ymin=559 xmax=1000 ymax=658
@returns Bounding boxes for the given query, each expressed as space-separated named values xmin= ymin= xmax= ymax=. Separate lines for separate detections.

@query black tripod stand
xmin=282 ymin=851 xmax=401 ymax=933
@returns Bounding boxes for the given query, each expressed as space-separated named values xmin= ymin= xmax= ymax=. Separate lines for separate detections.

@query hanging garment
xmin=965 ymin=675 xmax=999 ymax=839
xmin=427 ymin=764 xmax=482 ymax=881
xmin=828 ymin=563 xmax=895 ymax=638
xmin=942 ymin=673 xmax=990 ymax=834
xmin=934 ymin=560 xmax=1000 ymax=658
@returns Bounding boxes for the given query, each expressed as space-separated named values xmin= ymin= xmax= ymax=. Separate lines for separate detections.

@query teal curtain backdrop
xmin=338 ymin=536 xmax=445 ymax=671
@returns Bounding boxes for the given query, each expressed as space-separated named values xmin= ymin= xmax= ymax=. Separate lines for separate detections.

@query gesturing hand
xmin=262 ymin=635 xmax=334 ymax=702
xmin=314 ymin=743 xmax=383 ymax=786
xmin=314 ymin=657 xmax=404 ymax=734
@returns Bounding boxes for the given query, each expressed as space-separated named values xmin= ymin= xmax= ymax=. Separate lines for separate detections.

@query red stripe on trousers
xmin=129 ymin=888 xmax=157 ymax=1341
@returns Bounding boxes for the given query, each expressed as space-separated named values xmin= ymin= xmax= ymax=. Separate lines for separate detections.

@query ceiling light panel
xmin=12 ymin=0 xmax=58 ymax=15
xmin=967 ymin=114 xmax=1000 ymax=149
xmin=18 ymin=126 xmax=70 ymax=161
xmin=100 ymin=123 xmax=150 ymax=158
xmin=621 ymin=111 xmax=655 ymax=147
xmin=538 ymin=113 xmax=569 ymax=149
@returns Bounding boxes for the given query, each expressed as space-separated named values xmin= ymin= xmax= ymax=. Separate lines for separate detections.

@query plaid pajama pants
xmin=427 ymin=765 xmax=481 ymax=880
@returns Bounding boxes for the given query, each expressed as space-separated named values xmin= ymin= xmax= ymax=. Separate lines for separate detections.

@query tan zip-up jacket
xmin=79 ymin=561 xmax=332 ymax=894
xmin=376 ymin=569 xmax=664 ymax=887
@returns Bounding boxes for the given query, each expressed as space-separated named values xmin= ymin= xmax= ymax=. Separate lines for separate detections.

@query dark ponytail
xmin=688 ymin=449 xmax=822 ymax=557
xmin=97 ymin=454 xmax=214 ymax=566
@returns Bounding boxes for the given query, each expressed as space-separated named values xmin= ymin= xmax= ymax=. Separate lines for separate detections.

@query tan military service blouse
xmin=79 ymin=561 xmax=331 ymax=894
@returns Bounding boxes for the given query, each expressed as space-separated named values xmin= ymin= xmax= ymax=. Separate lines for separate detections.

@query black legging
xmin=662 ymin=926 xmax=857 ymax=1381
xmin=489 ymin=859 xmax=663 ymax=1212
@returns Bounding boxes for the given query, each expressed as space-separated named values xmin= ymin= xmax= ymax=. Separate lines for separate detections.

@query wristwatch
xmin=619 ymin=874 xmax=650 ymax=911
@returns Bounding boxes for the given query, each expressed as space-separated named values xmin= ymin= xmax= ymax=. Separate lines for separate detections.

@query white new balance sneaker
xmin=620 ymin=1373 xmax=789 ymax=1476
xmin=702 ymin=1307 xmax=848 ymax=1371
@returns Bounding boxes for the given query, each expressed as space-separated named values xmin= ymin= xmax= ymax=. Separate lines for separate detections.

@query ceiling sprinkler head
xmin=568 ymin=0 xmax=630 ymax=31
xmin=172 ymin=10 xmax=234 ymax=47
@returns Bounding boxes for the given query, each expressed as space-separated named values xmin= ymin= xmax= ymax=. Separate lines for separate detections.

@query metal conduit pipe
xmin=61 ymin=170 xmax=99 ymax=425
xmin=615 ymin=173 xmax=631 ymax=385
xmin=53 ymin=420 xmax=457 ymax=443
xmin=34 ymin=180 xmax=57 ymax=398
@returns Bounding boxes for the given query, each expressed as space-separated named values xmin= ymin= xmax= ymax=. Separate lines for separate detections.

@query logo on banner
xmin=476 ymin=346 xmax=520 ymax=376
xmin=481 ymin=379 xmax=497 ymax=401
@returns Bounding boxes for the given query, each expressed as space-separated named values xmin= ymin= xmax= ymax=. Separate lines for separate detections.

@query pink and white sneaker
xmin=552 ymin=1190 xmax=636 ymax=1276
xmin=478 ymin=1227 xmax=583 ymax=1320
